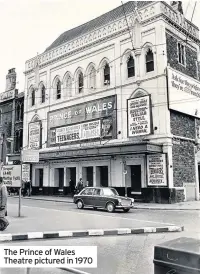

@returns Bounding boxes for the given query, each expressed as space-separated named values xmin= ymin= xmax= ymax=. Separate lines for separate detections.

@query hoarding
xmin=28 ymin=122 xmax=41 ymax=149
xmin=127 ymin=95 xmax=151 ymax=137
xmin=2 ymin=165 xmax=21 ymax=187
xmin=168 ymin=67 xmax=200 ymax=118
xmin=147 ymin=154 xmax=167 ymax=187
xmin=48 ymin=95 xmax=117 ymax=146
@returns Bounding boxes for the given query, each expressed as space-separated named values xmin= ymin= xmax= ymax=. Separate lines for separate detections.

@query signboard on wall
xmin=2 ymin=165 xmax=21 ymax=187
xmin=147 ymin=154 xmax=167 ymax=187
xmin=21 ymin=150 xmax=39 ymax=163
xmin=127 ymin=95 xmax=151 ymax=137
xmin=22 ymin=164 xmax=30 ymax=182
xmin=168 ymin=67 xmax=200 ymax=118
xmin=48 ymin=95 xmax=117 ymax=146
xmin=28 ymin=122 xmax=41 ymax=149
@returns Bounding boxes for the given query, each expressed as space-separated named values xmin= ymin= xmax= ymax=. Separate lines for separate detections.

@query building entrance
xmin=99 ymin=166 xmax=108 ymax=187
xmin=131 ymin=165 xmax=141 ymax=193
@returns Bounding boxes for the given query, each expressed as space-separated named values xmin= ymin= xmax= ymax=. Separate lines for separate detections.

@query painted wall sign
xmin=0 ymin=90 xmax=14 ymax=103
xmin=147 ymin=154 xmax=167 ymax=187
xmin=28 ymin=122 xmax=41 ymax=149
xmin=2 ymin=165 xmax=21 ymax=187
xmin=127 ymin=95 xmax=151 ymax=137
xmin=48 ymin=95 xmax=116 ymax=146
xmin=168 ymin=67 xmax=200 ymax=118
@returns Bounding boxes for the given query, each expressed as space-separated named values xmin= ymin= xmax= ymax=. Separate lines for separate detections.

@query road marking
xmin=12 ymin=204 xmax=175 ymax=226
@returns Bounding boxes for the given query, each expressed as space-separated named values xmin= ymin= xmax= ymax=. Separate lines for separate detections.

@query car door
xmin=93 ymin=188 xmax=102 ymax=207
xmin=83 ymin=188 xmax=95 ymax=206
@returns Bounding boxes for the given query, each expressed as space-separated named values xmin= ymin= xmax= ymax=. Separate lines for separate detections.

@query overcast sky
xmin=0 ymin=0 xmax=199 ymax=92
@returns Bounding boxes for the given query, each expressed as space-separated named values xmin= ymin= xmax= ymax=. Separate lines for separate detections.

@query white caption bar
xmin=0 ymin=246 xmax=97 ymax=268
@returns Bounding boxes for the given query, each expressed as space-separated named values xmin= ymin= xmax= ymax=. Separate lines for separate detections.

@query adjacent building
xmin=23 ymin=1 xmax=200 ymax=203
xmin=0 ymin=69 xmax=24 ymax=172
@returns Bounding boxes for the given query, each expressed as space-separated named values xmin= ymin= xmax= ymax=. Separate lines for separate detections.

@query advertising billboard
xmin=127 ymin=95 xmax=151 ymax=137
xmin=147 ymin=154 xmax=167 ymax=187
xmin=2 ymin=165 xmax=21 ymax=187
xmin=28 ymin=121 xmax=41 ymax=149
xmin=168 ymin=67 xmax=200 ymax=118
xmin=47 ymin=95 xmax=117 ymax=146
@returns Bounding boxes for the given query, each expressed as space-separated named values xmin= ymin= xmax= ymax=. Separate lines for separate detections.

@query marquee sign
xmin=48 ymin=95 xmax=117 ymax=146
xmin=168 ymin=67 xmax=200 ymax=118
xmin=127 ymin=95 xmax=151 ymax=137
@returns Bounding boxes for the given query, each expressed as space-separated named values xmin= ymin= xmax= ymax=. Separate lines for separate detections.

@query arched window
xmin=56 ymin=79 xmax=61 ymax=99
xmin=78 ymin=72 xmax=84 ymax=93
xmin=41 ymin=84 xmax=46 ymax=103
xmin=127 ymin=55 xmax=135 ymax=78
xmin=104 ymin=63 xmax=110 ymax=85
xmin=16 ymin=104 xmax=20 ymax=121
xmin=31 ymin=88 xmax=35 ymax=106
xmin=19 ymin=129 xmax=23 ymax=149
xmin=15 ymin=131 xmax=19 ymax=152
xmin=145 ymin=49 xmax=154 ymax=72
xmin=65 ymin=75 xmax=72 ymax=97
xmin=89 ymin=67 xmax=96 ymax=89
xmin=20 ymin=103 xmax=24 ymax=121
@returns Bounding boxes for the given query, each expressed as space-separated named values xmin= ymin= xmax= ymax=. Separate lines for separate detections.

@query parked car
xmin=73 ymin=187 xmax=134 ymax=213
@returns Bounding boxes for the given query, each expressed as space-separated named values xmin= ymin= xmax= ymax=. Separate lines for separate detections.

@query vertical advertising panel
xmin=147 ymin=154 xmax=167 ymax=187
xmin=127 ymin=95 xmax=151 ymax=137
xmin=28 ymin=122 xmax=41 ymax=149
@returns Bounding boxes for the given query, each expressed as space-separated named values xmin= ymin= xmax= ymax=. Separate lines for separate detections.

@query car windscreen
xmin=102 ymin=188 xmax=118 ymax=196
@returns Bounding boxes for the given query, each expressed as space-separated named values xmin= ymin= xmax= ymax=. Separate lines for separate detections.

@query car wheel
xmin=77 ymin=200 xmax=84 ymax=209
xmin=106 ymin=202 xmax=115 ymax=213
xmin=123 ymin=208 xmax=130 ymax=213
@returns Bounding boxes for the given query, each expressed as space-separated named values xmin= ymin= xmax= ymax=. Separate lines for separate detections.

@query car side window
xmin=94 ymin=189 xmax=101 ymax=195
xmin=82 ymin=188 xmax=94 ymax=195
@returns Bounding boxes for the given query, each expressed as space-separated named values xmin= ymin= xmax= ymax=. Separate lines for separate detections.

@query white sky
xmin=0 ymin=0 xmax=199 ymax=92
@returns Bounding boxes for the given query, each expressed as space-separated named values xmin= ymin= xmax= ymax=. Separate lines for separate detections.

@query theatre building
xmin=23 ymin=1 xmax=200 ymax=203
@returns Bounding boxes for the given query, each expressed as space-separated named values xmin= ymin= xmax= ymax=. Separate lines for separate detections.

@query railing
xmin=26 ymin=267 xmax=91 ymax=274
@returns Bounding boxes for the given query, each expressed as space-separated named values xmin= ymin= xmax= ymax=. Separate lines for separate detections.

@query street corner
xmin=0 ymin=225 xmax=184 ymax=243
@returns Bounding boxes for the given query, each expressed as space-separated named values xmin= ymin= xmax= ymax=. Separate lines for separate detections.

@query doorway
xmin=86 ymin=167 xmax=93 ymax=186
xmin=69 ymin=167 xmax=76 ymax=184
xmin=99 ymin=166 xmax=108 ymax=187
xmin=57 ymin=168 xmax=64 ymax=189
xmin=39 ymin=169 xmax=43 ymax=188
xmin=131 ymin=165 xmax=141 ymax=193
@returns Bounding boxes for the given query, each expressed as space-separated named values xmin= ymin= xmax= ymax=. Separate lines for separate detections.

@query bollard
xmin=154 ymin=237 xmax=200 ymax=273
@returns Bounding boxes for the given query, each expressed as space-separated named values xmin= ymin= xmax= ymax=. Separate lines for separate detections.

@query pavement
xmin=9 ymin=194 xmax=200 ymax=210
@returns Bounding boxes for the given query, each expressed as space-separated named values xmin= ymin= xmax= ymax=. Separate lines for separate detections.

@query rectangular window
xmin=178 ymin=42 xmax=185 ymax=65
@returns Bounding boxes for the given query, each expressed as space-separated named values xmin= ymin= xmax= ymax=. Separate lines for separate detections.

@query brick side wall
xmin=170 ymin=111 xmax=195 ymax=139
xmin=170 ymin=111 xmax=196 ymax=188
xmin=172 ymin=139 xmax=195 ymax=187
xmin=166 ymin=32 xmax=198 ymax=80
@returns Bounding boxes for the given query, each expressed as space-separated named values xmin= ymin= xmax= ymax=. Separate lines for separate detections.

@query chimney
xmin=5 ymin=68 xmax=16 ymax=91
xmin=171 ymin=1 xmax=183 ymax=15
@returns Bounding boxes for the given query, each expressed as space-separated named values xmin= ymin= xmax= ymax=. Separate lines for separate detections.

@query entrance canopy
xmin=39 ymin=142 xmax=162 ymax=161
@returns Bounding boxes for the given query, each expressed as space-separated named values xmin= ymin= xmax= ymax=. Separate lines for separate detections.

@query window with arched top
xmin=104 ymin=63 xmax=110 ymax=85
xmin=89 ymin=67 xmax=96 ymax=89
xmin=31 ymin=88 xmax=35 ymax=106
xmin=65 ymin=75 xmax=72 ymax=97
xmin=145 ymin=49 xmax=154 ymax=72
xmin=41 ymin=84 xmax=46 ymax=103
xmin=16 ymin=104 xmax=21 ymax=121
xmin=127 ymin=55 xmax=135 ymax=78
xmin=78 ymin=72 xmax=84 ymax=93
xmin=56 ymin=79 xmax=61 ymax=99
xmin=20 ymin=103 xmax=24 ymax=121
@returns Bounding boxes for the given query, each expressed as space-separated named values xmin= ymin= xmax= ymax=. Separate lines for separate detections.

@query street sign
xmin=21 ymin=150 xmax=39 ymax=163
xmin=2 ymin=165 xmax=21 ymax=187
xmin=22 ymin=164 xmax=30 ymax=182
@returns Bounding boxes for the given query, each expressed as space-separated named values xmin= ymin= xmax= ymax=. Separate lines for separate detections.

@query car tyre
xmin=106 ymin=202 xmax=115 ymax=213
xmin=77 ymin=200 xmax=84 ymax=209
xmin=123 ymin=208 xmax=130 ymax=213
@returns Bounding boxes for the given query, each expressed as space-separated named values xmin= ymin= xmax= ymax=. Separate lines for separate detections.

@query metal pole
xmin=124 ymin=172 xmax=127 ymax=197
xmin=18 ymin=150 xmax=22 ymax=217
